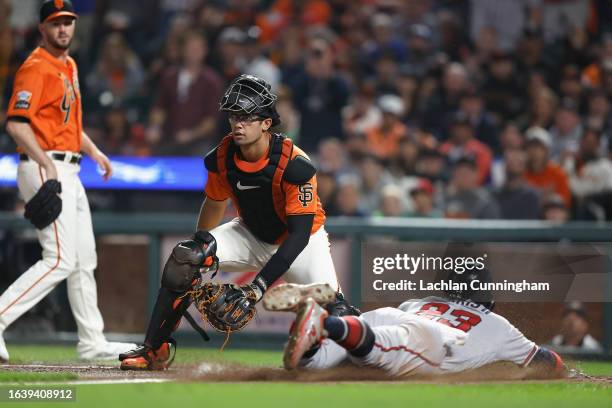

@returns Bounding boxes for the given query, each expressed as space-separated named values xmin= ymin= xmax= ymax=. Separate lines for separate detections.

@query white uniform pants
xmin=303 ymin=307 xmax=467 ymax=377
xmin=0 ymin=156 xmax=107 ymax=353
xmin=210 ymin=218 xmax=339 ymax=290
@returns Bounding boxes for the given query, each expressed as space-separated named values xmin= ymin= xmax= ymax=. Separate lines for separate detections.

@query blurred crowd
xmin=2 ymin=0 xmax=612 ymax=221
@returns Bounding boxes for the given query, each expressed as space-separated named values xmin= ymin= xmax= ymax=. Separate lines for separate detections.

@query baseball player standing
xmin=0 ymin=0 xmax=135 ymax=361
xmin=264 ymin=270 xmax=566 ymax=378
xmin=120 ymin=74 xmax=358 ymax=370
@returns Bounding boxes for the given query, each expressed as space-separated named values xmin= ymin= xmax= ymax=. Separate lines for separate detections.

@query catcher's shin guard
xmin=140 ymin=231 xmax=217 ymax=351
xmin=119 ymin=340 xmax=176 ymax=371
xmin=144 ymin=287 xmax=192 ymax=349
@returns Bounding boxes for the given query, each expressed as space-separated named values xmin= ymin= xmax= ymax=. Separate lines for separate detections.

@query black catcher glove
xmin=24 ymin=179 xmax=62 ymax=229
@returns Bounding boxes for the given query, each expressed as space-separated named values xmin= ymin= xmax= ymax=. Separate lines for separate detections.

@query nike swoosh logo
xmin=237 ymin=181 xmax=260 ymax=191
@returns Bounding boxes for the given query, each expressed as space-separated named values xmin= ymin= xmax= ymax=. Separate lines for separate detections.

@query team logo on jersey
xmin=14 ymin=91 xmax=32 ymax=109
xmin=298 ymin=183 xmax=313 ymax=207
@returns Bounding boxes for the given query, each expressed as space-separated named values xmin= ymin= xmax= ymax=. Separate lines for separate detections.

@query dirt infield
xmin=189 ymin=361 xmax=612 ymax=384
xmin=1 ymin=362 xmax=610 ymax=385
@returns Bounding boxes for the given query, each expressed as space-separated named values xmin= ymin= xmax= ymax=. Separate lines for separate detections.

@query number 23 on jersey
xmin=415 ymin=302 xmax=482 ymax=332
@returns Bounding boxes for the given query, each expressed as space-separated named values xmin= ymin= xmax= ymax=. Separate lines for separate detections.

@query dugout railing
xmin=0 ymin=212 xmax=611 ymax=355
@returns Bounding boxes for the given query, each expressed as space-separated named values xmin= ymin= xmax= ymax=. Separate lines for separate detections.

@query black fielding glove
xmin=24 ymin=180 xmax=62 ymax=229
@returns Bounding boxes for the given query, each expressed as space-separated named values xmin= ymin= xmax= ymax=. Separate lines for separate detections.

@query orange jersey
xmin=7 ymin=47 xmax=82 ymax=153
xmin=525 ymin=162 xmax=572 ymax=209
xmin=365 ymin=122 xmax=407 ymax=160
xmin=205 ymin=134 xmax=325 ymax=244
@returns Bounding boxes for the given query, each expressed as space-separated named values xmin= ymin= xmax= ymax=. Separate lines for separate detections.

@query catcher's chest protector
xmin=218 ymin=134 xmax=293 ymax=244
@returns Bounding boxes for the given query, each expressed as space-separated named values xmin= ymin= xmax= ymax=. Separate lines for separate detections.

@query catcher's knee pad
xmin=161 ymin=231 xmax=217 ymax=292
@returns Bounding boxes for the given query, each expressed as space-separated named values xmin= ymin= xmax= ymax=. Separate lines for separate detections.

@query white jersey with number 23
xmin=398 ymin=296 xmax=538 ymax=372
xmin=303 ymin=296 xmax=538 ymax=376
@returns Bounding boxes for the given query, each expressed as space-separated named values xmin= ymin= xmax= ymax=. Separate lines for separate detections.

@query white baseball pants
xmin=210 ymin=218 xmax=340 ymax=291
xmin=303 ymin=307 xmax=467 ymax=377
xmin=0 ymin=154 xmax=108 ymax=354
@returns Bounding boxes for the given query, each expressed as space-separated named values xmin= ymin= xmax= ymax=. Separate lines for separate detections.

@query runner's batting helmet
xmin=220 ymin=74 xmax=281 ymax=126
xmin=445 ymin=268 xmax=495 ymax=310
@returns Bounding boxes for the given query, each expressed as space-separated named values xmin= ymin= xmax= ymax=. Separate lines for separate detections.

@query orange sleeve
xmin=204 ymin=171 xmax=232 ymax=201
xmin=283 ymin=175 xmax=318 ymax=215
xmin=6 ymin=65 xmax=44 ymax=121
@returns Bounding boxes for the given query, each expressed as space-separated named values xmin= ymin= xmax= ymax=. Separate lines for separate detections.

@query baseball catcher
xmin=264 ymin=268 xmax=566 ymax=378
xmin=120 ymin=74 xmax=358 ymax=370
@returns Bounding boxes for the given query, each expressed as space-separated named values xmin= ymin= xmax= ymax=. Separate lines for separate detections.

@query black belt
xmin=19 ymin=153 xmax=82 ymax=165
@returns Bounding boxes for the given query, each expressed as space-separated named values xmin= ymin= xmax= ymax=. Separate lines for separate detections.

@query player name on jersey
xmin=373 ymin=279 xmax=550 ymax=292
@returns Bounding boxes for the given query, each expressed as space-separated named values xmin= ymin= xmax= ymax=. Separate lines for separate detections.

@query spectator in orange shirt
xmin=255 ymin=0 xmax=331 ymax=44
xmin=439 ymin=112 xmax=493 ymax=184
xmin=365 ymin=94 xmax=408 ymax=161
xmin=524 ymin=127 xmax=572 ymax=209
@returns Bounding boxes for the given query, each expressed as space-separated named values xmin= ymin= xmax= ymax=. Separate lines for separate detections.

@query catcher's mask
xmin=444 ymin=268 xmax=495 ymax=311
xmin=220 ymin=74 xmax=281 ymax=126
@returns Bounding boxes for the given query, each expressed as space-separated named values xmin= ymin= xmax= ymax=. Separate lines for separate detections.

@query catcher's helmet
xmin=445 ymin=268 xmax=495 ymax=310
xmin=220 ymin=74 xmax=281 ymax=126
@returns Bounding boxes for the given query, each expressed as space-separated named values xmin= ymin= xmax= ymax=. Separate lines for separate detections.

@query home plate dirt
xmin=0 ymin=364 xmax=172 ymax=381
xmin=0 ymin=362 xmax=610 ymax=385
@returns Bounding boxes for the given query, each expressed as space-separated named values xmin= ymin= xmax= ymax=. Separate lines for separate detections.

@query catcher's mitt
xmin=24 ymin=179 xmax=62 ymax=229
xmin=190 ymin=282 xmax=258 ymax=333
